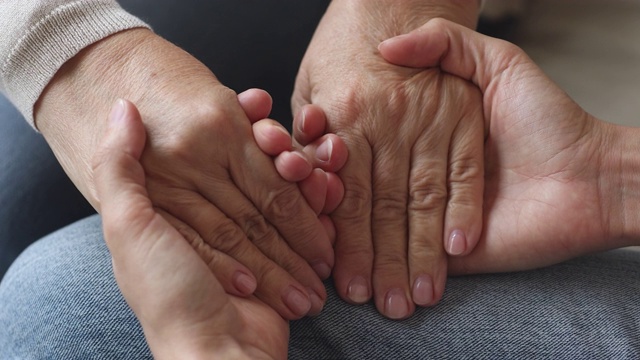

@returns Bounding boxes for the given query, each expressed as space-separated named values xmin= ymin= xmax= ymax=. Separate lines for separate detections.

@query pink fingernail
xmin=347 ymin=276 xmax=370 ymax=304
xmin=378 ymin=34 xmax=411 ymax=50
xmin=307 ymin=289 xmax=325 ymax=317
xmin=283 ymin=286 xmax=311 ymax=317
xmin=298 ymin=108 xmax=307 ymax=133
xmin=312 ymin=262 xmax=332 ymax=279
xmin=447 ymin=229 xmax=467 ymax=256
xmin=384 ymin=288 xmax=409 ymax=320
xmin=108 ymin=99 xmax=126 ymax=126
xmin=412 ymin=275 xmax=434 ymax=306
xmin=233 ymin=272 xmax=257 ymax=295
xmin=316 ymin=139 xmax=333 ymax=163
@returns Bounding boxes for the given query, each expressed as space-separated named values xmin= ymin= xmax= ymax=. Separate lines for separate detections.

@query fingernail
xmin=283 ymin=286 xmax=311 ymax=317
xmin=447 ymin=229 xmax=467 ymax=256
xmin=273 ymin=124 xmax=291 ymax=138
xmin=385 ymin=288 xmax=410 ymax=320
xmin=312 ymin=262 xmax=332 ymax=279
xmin=316 ymin=139 xmax=333 ymax=163
xmin=109 ymin=99 xmax=126 ymax=126
xmin=378 ymin=34 xmax=411 ymax=50
xmin=233 ymin=272 xmax=257 ymax=295
xmin=347 ymin=276 xmax=370 ymax=304
xmin=307 ymin=289 xmax=325 ymax=317
xmin=297 ymin=107 xmax=307 ymax=134
xmin=412 ymin=275 xmax=434 ymax=306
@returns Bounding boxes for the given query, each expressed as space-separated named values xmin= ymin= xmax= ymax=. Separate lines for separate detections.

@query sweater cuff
xmin=1 ymin=0 xmax=150 ymax=129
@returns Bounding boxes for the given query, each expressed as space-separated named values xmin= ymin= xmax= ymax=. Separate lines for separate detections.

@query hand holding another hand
xmin=379 ymin=18 xmax=640 ymax=273
xmin=36 ymin=29 xmax=348 ymax=319
xmin=93 ymin=99 xmax=289 ymax=360
xmin=293 ymin=0 xmax=485 ymax=318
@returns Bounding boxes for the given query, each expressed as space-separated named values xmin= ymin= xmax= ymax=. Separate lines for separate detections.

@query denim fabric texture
xmin=1 ymin=215 xmax=639 ymax=359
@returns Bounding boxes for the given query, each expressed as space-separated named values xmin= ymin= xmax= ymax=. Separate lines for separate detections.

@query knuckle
xmin=153 ymin=102 xmax=240 ymax=160
xmin=500 ymin=41 xmax=526 ymax=60
xmin=449 ymin=156 xmax=483 ymax=184
xmin=375 ymin=252 xmax=408 ymax=270
xmin=327 ymin=85 xmax=363 ymax=119
xmin=410 ymin=236 xmax=445 ymax=255
xmin=241 ymin=211 xmax=275 ymax=247
xmin=202 ymin=219 xmax=248 ymax=256
xmin=337 ymin=238 xmax=373 ymax=257
xmin=336 ymin=179 xmax=372 ymax=221
xmin=170 ymin=221 xmax=232 ymax=268
xmin=253 ymin=260 xmax=286 ymax=285
xmin=373 ymin=191 xmax=407 ymax=222
xmin=90 ymin=148 xmax=109 ymax=175
xmin=262 ymin=185 xmax=304 ymax=220
xmin=409 ymin=183 xmax=447 ymax=213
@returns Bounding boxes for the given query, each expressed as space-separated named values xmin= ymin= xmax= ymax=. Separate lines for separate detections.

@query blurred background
xmin=479 ymin=0 xmax=640 ymax=127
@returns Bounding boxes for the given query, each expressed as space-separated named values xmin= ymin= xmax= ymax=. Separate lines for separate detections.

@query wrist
xmin=333 ymin=0 xmax=480 ymax=33
xmin=34 ymin=28 xmax=157 ymax=207
xmin=599 ymin=122 xmax=640 ymax=244
xmin=34 ymin=28 xmax=224 ymax=207
xmin=148 ymin=332 xmax=250 ymax=360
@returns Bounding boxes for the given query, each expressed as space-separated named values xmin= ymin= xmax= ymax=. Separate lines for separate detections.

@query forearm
xmin=35 ymin=28 xmax=225 ymax=208
xmin=35 ymin=28 xmax=159 ymax=207
xmin=0 ymin=0 xmax=148 ymax=127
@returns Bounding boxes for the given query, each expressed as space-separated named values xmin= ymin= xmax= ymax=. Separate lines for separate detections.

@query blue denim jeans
xmin=1 ymin=215 xmax=639 ymax=359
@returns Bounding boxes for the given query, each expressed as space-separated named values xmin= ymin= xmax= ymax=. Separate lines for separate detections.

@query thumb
xmin=94 ymin=98 xmax=232 ymax=315
xmin=378 ymin=18 xmax=531 ymax=95
xmin=92 ymin=99 xmax=154 ymax=253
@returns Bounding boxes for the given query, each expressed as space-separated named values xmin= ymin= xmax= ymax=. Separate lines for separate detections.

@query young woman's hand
xmin=94 ymin=99 xmax=289 ymax=359
xmin=379 ymin=18 xmax=640 ymax=273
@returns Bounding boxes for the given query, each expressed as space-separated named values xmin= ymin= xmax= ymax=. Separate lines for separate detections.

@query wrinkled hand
xmin=36 ymin=29 xmax=342 ymax=319
xmin=379 ymin=18 xmax=637 ymax=273
xmin=293 ymin=1 xmax=484 ymax=318
xmin=94 ymin=99 xmax=288 ymax=359
xmin=239 ymin=89 xmax=347 ymax=227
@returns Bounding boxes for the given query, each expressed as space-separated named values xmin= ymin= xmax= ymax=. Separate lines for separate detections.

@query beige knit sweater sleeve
xmin=0 ymin=0 xmax=150 ymax=127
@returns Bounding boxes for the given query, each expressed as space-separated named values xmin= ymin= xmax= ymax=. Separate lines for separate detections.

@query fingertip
xmin=445 ymin=229 xmax=468 ymax=256
xmin=294 ymin=104 xmax=327 ymax=146
xmin=282 ymin=286 xmax=312 ymax=319
xmin=378 ymin=33 xmax=414 ymax=62
xmin=253 ymin=119 xmax=293 ymax=156
xmin=237 ymin=88 xmax=273 ymax=122
xmin=274 ymin=151 xmax=313 ymax=182
xmin=322 ymin=134 xmax=349 ymax=172
xmin=307 ymin=290 xmax=326 ymax=317
xmin=445 ymin=225 xmax=482 ymax=257
xmin=378 ymin=18 xmax=455 ymax=70
xmin=232 ymin=271 xmax=258 ymax=296
xmin=106 ymin=99 xmax=146 ymax=160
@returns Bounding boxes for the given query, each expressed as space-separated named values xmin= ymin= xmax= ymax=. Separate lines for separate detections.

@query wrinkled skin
xmin=94 ymin=100 xmax=288 ymax=359
xmin=36 ymin=29 xmax=339 ymax=319
xmin=293 ymin=1 xmax=484 ymax=318
xmin=379 ymin=18 xmax=640 ymax=275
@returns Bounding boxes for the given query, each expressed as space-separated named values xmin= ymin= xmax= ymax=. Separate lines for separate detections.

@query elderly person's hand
xmin=35 ymin=29 xmax=346 ymax=319
xmin=379 ymin=19 xmax=640 ymax=273
xmin=293 ymin=0 xmax=484 ymax=318
xmin=94 ymin=99 xmax=288 ymax=359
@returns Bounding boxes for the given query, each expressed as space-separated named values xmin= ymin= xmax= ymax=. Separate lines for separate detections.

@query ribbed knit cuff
xmin=0 ymin=0 xmax=150 ymax=129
